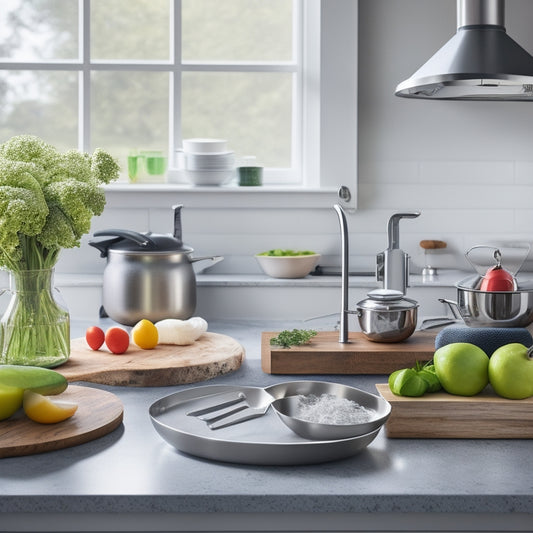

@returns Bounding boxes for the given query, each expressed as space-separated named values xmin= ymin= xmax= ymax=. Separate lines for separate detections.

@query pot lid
xmin=356 ymin=289 xmax=419 ymax=311
xmin=89 ymin=229 xmax=193 ymax=257
xmin=395 ymin=0 xmax=533 ymax=100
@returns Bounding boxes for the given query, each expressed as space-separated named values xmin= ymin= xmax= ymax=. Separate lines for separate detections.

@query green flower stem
xmin=0 ymin=268 xmax=70 ymax=368
xmin=18 ymin=235 xmax=60 ymax=270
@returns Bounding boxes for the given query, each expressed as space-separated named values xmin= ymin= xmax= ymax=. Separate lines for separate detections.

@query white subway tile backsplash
xmin=91 ymin=208 xmax=150 ymax=232
xmin=515 ymin=162 xmax=533 ymax=185
xmin=359 ymin=183 xmax=533 ymax=210
xmin=358 ymin=160 xmax=420 ymax=184
xmin=60 ymin=191 xmax=530 ymax=276
xmin=515 ymin=209 xmax=533 ymax=229
xmin=420 ymin=161 xmax=514 ymax=185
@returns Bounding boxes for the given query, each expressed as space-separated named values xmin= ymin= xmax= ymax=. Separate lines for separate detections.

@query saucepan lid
xmin=356 ymin=289 xmax=418 ymax=311
xmin=89 ymin=229 xmax=193 ymax=257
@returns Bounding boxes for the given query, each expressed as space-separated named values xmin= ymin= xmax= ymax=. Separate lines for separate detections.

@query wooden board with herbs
xmin=59 ymin=333 xmax=245 ymax=387
xmin=261 ymin=331 xmax=437 ymax=375
xmin=0 ymin=385 xmax=123 ymax=458
xmin=376 ymin=383 xmax=533 ymax=439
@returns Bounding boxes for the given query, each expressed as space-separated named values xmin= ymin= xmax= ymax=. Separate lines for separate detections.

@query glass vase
xmin=0 ymin=268 xmax=70 ymax=368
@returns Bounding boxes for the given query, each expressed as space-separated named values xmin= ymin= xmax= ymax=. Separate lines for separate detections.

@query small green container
xmin=238 ymin=166 xmax=263 ymax=186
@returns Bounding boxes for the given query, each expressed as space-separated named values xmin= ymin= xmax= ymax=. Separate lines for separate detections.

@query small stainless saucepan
xmin=356 ymin=289 xmax=419 ymax=343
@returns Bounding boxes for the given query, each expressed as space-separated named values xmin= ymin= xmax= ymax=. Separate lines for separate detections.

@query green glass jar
xmin=238 ymin=156 xmax=263 ymax=186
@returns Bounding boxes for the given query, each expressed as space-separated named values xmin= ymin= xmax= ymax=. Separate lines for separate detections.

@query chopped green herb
xmin=270 ymin=329 xmax=318 ymax=348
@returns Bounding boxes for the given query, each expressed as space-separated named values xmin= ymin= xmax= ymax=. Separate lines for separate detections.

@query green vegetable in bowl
xmin=258 ymin=249 xmax=317 ymax=257
xmin=270 ymin=329 xmax=318 ymax=348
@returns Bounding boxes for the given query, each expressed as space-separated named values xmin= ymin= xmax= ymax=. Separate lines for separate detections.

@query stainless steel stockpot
xmin=356 ymin=289 xmax=419 ymax=343
xmin=440 ymin=275 xmax=533 ymax=328
xmin=89 ymin=205 xmax=222 ymax=326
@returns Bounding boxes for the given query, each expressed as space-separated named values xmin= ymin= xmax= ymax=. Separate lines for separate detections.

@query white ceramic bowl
xmin=184 ymin=169 xmax=234 ymax=186
xmin=255 ymin=253 xmax=321 ymax=279
xmin=185 ymin=152 xmax=235 ymax=170
xmin=182 ymin=138 xmax=228 ymax=153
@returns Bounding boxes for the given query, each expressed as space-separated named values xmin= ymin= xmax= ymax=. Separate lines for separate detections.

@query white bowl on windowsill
xmin=255 ymin=253 xmax=321 ymax=279
xmin=184 ymin=169 xmax=235 ymax=186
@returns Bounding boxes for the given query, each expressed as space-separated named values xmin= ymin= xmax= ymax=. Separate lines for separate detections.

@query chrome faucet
xmin=334 ymin=204 xmax=350 ymax=343
xmin=376 ymin=212 xmax=421 ymax=294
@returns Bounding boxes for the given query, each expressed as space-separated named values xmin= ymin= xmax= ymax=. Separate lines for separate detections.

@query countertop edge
xmin=1 ymin=493 xmax=532 ymax=514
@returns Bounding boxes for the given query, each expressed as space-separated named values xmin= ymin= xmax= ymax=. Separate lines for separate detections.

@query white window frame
xmin=0 ymin=0 xmax=358 ymax=209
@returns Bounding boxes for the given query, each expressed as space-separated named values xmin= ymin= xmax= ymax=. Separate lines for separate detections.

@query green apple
xmin=433 ymin=342 xmax=489 ymax=396
xmin=0 ymin=365 xmax=67 ymax=396
xmin=0 ymin=385 xmax=24 ymax=420
xmin=489 ymin=343 xmax=533 ymax=400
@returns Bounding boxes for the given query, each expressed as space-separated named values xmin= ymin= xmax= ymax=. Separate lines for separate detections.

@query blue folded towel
xmin=435 ymin=326 xmax=533 ymax=356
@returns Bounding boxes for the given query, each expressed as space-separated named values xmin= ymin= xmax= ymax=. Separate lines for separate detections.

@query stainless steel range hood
xmin=395 ymin=0 xmax=533 ymax=100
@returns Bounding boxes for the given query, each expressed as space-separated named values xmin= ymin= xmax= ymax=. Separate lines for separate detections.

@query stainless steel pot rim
xmin=455 ymin=282 xmax=533 ymax=294
xmin=456 ymin=274 xmax=533 ymax=293
xmin=106 ymin=247 xmax=194 ymax=256
xmin=356 ymin=296 xmax=419 ymax=312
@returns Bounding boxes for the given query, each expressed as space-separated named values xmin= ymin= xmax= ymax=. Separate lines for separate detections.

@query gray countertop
xmin=1 ymin=319 xmax=532 ymax=532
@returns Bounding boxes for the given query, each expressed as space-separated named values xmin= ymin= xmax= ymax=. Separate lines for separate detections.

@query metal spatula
xmin=186 ymin=390 xmax=275 ymax=430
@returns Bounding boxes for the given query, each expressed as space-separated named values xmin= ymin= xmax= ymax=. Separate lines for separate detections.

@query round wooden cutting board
xmin=0 ymin=385 xmax=123 ymax=458
xmin=59 ymin=332 xmax=245 ymax=386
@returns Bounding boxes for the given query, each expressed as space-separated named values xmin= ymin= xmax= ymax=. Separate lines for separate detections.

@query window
xmin=0 ymin=0 xmax=357 ymax=198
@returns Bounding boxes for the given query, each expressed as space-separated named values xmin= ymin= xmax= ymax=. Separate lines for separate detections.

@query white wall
xmin=64 ymin=0 xmax=533 ymax=274
xmin=357 ymin=0 xmax=533 ymax=269
xmin=50 ymin=0 xmax=533 ymax=320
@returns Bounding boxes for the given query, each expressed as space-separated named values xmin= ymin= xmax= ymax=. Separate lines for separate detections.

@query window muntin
xmin=0 ymin=0 xmax=302 ymax=185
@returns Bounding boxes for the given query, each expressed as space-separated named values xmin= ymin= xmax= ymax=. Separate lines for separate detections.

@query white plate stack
xmin=178 ymin=139 xmax=235 ymax=186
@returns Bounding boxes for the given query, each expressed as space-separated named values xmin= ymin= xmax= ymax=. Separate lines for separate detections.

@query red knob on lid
xmin=479 ymin=265 xmax=515 ymax=292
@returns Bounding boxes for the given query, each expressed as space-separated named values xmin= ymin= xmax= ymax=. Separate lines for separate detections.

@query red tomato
xmin=105 ymin=327 xmax=130 ymax=355
xmin=85 ymin=326 xmax=105 ymax=350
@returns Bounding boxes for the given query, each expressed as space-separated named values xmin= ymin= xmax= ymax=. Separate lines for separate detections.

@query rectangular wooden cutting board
xmin=261 ymin=331 xmax=436 ymax=375
xmin=376 ymin=383 xmax=533 ymax=439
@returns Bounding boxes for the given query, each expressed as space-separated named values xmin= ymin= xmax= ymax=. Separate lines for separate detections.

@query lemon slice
xmin=23 ymin=390 xmax=78 ymax=424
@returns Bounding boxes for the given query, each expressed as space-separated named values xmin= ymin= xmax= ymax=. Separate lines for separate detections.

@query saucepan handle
xmin=438 ymin=298 xmax=462 ymax=320
xmin=189 ymin=255 xmax=224 ymax=265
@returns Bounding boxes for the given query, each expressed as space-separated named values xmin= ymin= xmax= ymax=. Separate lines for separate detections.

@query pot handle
xmin=438 ymin=298 xmax=462 ymax=320
xmin=189 ymin=255 xmax=224 ymax=265
xmin=89 ymin=229 xmax=157 ymax=257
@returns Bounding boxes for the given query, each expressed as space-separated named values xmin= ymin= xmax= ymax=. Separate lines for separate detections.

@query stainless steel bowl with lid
xmin=356 ymin=289 xmax=419 ymax=343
